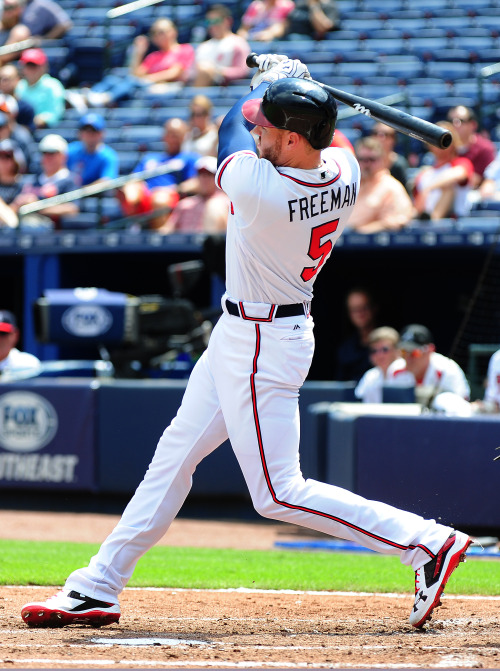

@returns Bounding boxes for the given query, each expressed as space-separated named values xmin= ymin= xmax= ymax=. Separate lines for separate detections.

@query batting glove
xmin=250 ymin=58 xmax=311 ymax=90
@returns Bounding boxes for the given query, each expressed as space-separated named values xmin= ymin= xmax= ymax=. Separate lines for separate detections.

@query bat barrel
xmin=244 ymin=53 xmax=451 ymax=149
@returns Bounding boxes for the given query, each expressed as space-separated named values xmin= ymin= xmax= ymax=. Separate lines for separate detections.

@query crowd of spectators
xmin=0 ymin=0 xmax=498 ymax=235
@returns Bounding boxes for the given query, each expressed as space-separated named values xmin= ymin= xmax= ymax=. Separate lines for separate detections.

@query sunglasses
xmin=0 ymin=151 xmax=14 ymax=159
xmin=369 ymin=345 xmax=392 ymax=355
xmin=372 ymin=131 xmax=395 ymax=138
xmin=400 ymin=347 xmax=425 ymax=358
xmin=357 ymin=155 xmax=379 ymax=163
xmin=206 ymin=16 xmax=224 ymax=25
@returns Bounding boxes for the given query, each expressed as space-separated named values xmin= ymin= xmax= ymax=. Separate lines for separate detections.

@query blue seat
xmin=425 ymin=61 xmax=473 ymax=82
xmin=120 ymin=125 xmax=165 ymax=147
xmin=333 ymin=61 xmax=382 ymax=80
xmin=382 ymin=60 xmax=425 ymax=80
xmin=361 ymin=37 xmax=409 ymax=55
xmin=59 ymin=213 xmax=99 ymax=230
xmin=108 ymin=107 xmax=153 ymax=126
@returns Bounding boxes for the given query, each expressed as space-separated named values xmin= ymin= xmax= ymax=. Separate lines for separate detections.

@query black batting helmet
xmin=242 ymin=78 xmax=338 ymax=150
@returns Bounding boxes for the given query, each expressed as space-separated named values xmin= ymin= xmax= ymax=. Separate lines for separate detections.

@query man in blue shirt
xmin=118 ymin=117 xmax=200 ymax=229
xmin=67 ymin=113 xmax=119 ymax=187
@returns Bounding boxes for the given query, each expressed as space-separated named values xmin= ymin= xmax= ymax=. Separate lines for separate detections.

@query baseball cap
xmin=0 ymin=310 xmax=17 ymax=334
xmin=0 ymin=138 xmax=27 ymax=173
xmin=19 ymin=48 xmax=47 ymax=66
xmin=38 ymin=133 xmax=68 ymax=154
xmin=195 ymin=155 xmax=217 ymax=174
xmin=79 ymin=112 xmax=105 ymax=131
xmin=399 ymin=324 xmax=433 ymax=350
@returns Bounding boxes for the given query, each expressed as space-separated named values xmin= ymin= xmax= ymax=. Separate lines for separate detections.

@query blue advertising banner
xmin=0 ymin=380 xmax=97 ymax=490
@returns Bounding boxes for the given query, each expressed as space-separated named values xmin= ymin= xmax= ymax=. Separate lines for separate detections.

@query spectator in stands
xmin=398 ymin=324 xmax=472 ymax=416
xmin=0 ymin=0 xmax=72 ymax=51
xmin=472 ymin=348 xmax=500 ymax=414
xmin=0 ymin=92 xmax=35 ymax=166
xmin=15 ymin=48 xmax=65 ymax=128
xmin=12 ymin=133 xmax=79 ymax=228
xmin=164 ymin=155 xmax=229 ymax=234
xmin=118 ymin=118 xmax=200 ymax=230
xmin=67 ymin=113 xmax=119 ymax=187
xmin=192 ymin=4 xmax=250 ymax=87
xmin=335 ymin=287 xmax=379 ymax=382
xmin=446 ymin=105 xmax=496 ymax=189
xmin=0 ymin=137 xmax=25 ymax=228
xmin=0 ymin=64 xmax=34 ymax=128
xmin=354 ymin=326 xmax=413 ymax=403
xmin=370 ymin=122 xmax=408 ymax=189
xmin=237 ymin=0 xmax=295 ymax=42
xmin=347 ymin=136 xmax=413 ymax=233
xmin=412 ymin=121 xmax=474 ymax=221
xmin=86 ymin=18 xmax=195 ymax=107
xmin=478 ymin=155 xmax=500 ymax=202
xmin=0 ymin=104 xmax=31 ymax=172
xmin=0 ymin=309 xmax=41 ymax=379
xmin=181 ymin=95 xmax=218 ymax=158
xmin=285 ymin=0 xmax=339 ymax=39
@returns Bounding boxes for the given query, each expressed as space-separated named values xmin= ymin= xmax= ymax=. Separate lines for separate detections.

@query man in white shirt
xmin=193 ymin=4 xmax=250 ymax=86
xmin=0 ymin=310 xmax=41 ymax=379
xmin=355 ymin=326 xmax=413 ymax=403
xmin=398 ymin=324 xmax=471 ymax=416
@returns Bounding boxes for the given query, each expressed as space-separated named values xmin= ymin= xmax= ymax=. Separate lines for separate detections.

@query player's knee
xmin=252 ymin=495 xmax=287 ymax=521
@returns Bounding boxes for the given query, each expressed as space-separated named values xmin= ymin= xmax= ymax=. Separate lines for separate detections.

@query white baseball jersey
xmin=217 ymin=146 xmax=359 ymax=304
xmin=411 ymin=351 xmax=470 ymax=400
xmin=484 ymin=348 xmax=500 ymax=406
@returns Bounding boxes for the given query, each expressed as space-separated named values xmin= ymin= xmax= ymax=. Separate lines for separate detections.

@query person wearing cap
xmin=67 ymin=113 xmax=119 ymax=187
xmin=118 ymin=117 xmax=200 ymax=229
xmin=0 ymin=310 xmax=41 ymax=380
xmin=471 ymin=348 xmax=500 ymax=414
xmin=0 ymin=0 xmax=72 ymax=61
xmin=15 ymin=48 xmax=66 ymax=128
xmin=12 ymin=133 xmax=79 ymax=227
xmin=163 ymin=155 xmax=230 ymax=234
xmin=398 ymin=323 xmax=472 ymax=416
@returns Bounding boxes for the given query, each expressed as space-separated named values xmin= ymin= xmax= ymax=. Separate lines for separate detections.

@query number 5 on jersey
xmin=300 ymin=219 xmax=339 ymax=282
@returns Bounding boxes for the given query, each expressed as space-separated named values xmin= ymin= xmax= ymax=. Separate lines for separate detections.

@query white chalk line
xmin=5 ymin=585 xmax=500 ymax=600
xmin=1 ymin=660 xmax=483 ymax=669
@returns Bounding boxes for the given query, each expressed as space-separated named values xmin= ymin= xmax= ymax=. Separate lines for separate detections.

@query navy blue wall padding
xmin=355 ymin=415 xmax=500 ymax=528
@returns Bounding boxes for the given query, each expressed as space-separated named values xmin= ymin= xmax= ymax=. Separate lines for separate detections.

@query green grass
xmin=1 ymin=540 xmax=499 ymax=595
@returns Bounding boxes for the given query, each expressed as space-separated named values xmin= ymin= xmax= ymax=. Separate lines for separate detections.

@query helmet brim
xmin=241 ymin=97 xmax=276 ymax=128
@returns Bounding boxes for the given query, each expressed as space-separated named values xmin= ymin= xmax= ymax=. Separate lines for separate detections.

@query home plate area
xmin=2 ymin=587 xmax=500 ymax=668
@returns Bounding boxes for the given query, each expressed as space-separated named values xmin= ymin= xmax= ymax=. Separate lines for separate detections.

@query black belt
xmin=225 ymin=299 xmax=305 ymax=319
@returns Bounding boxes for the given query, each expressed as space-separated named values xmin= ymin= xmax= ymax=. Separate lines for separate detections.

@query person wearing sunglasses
xmin=192 ymin=4 xmax=250 ymax=87
xmin=355 ymin=326 xmax=413 ymax=403
xmin=347 ymin=136 xmax=413 ymax=233
xmin=398 ymin=324 xmax=471 ymax=416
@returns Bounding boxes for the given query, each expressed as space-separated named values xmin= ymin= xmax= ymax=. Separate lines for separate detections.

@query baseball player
xmin=473 ymin=348 xmax=500 ymax=414
xmin=21 ymin=56 xmax=471 ymax=631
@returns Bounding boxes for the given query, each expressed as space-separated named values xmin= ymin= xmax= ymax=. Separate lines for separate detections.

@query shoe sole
xmin=21 ymin=607 xmax=120 ymax=628
xmin=412 ymin=537 xmax=472 ymax=629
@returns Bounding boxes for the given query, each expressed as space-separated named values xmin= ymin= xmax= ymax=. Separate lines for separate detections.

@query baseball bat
xmin=246 ymin=53 xmax=451 ymax=149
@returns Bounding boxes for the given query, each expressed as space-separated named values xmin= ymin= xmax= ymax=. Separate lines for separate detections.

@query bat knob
xmin=246 ymin=52 xmax=259 ymax=68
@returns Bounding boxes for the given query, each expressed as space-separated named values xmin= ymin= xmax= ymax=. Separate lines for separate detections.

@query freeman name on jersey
xmin=288 ymin=183 xmax=357 ymax=222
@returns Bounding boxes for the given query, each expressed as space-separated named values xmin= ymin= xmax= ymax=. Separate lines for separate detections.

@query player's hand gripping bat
xmin=246 ymin=53 xmax=451 ymax=149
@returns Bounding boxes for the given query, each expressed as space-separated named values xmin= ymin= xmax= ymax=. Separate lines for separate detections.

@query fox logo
xmin=353 ymin=103 xmax=372 ymax=117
